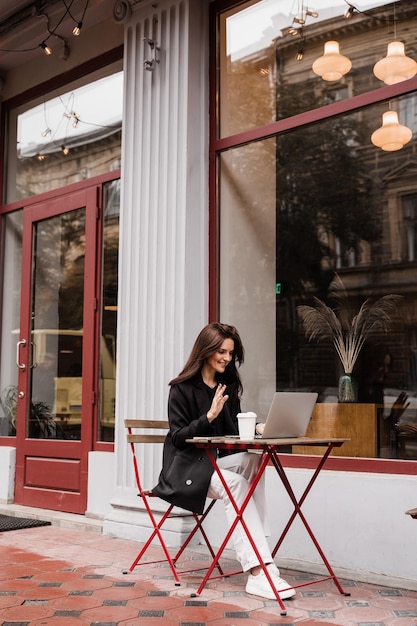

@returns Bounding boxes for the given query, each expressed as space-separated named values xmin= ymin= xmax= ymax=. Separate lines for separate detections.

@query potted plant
xmin=297 ymin=277 xmax=402 ymax=402
xmin=0 ymin=385 xmax=58 ymax=438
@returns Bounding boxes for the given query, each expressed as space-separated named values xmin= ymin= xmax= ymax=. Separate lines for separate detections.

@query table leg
xmin=192 ymin=448 xmax=289 ymax=614
xmin=270 ymin=445 xmax=350 ymax=596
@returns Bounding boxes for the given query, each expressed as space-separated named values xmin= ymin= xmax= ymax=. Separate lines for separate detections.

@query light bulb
xmin=39 ymin=41 xmax=52 ymax=55
xmin=73 ymin=22 xmax=83 ymax=36
xmin=344 ymin=6 xmax=355 ymax=19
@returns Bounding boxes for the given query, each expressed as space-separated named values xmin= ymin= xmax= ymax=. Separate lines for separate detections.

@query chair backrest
xmin=125 ymin=419 xmax=169 ymax=495
xmin=125 ymin=419 xmax=169 ymax=444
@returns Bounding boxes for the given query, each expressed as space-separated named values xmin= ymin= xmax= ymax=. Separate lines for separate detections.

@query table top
xmin=186 ymin=436 xmax=349 ymax=449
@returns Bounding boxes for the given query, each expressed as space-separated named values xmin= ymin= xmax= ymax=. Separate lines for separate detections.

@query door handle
xmin=16 ymin=339 xmax=26 ymax=370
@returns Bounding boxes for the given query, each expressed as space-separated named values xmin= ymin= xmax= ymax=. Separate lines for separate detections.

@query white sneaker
xmin=246 ymin=568 xmax=296 ymax=600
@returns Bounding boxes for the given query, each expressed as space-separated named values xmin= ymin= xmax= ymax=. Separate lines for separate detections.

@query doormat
xmin=0 ymin=514 xmax=51 ymax=532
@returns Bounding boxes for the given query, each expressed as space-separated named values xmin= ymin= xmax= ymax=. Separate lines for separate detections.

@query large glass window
xmin=216 ymin=0 xmax=417 ymax=461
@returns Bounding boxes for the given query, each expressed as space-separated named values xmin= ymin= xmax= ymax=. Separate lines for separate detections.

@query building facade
xmin=0 ymin=0 xmax=417 ymax=588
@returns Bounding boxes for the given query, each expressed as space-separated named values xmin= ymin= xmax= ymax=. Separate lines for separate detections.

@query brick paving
xmin=1 ymin=524 xmax=417 ymax=625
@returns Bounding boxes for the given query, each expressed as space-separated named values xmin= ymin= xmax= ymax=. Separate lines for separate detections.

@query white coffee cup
xmin=237 ymin=411 xmax=257 ymax=440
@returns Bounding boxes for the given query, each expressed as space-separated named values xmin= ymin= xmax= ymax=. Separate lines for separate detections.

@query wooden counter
xmin=293 ymin=403 xmax=377 ymax=458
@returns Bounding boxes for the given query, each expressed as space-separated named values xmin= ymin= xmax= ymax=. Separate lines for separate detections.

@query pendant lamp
xmin=373 ymin=41 xmax=417 ymax=85
xmin=371 ymin=110 xmax=412 ymax=151
xmin=312 ymin=41 xmax=352 ymax=81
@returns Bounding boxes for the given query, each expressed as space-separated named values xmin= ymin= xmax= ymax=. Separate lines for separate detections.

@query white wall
xmin=86 ymin=451 xmax=116 ymax=518
xmin=104 ymin=0 xmax=210 ymax=532
xmin=198 ymin=466 xmax=417 ymax=590
xmin=0 ymin=447 xmax=16 ymax=503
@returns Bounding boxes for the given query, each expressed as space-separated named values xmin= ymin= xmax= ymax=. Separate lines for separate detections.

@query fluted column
xmin=104 ymin=0 xmax=209 ymax=541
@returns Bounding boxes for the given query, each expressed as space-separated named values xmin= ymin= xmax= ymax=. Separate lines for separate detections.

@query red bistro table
xmin=186 ymin=435 xmax=350 ymax=615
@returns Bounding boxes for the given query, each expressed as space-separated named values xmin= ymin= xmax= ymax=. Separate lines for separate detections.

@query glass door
xmin=14 ymin=186 xmax=99 ymax=513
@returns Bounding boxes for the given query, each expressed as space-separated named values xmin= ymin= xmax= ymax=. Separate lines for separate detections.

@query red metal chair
xmin=123 ymin=419 xmax=223 ymax=584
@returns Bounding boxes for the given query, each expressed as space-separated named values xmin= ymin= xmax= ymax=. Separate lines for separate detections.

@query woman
xmin=153 ymin=322 xmax=295 ymax=600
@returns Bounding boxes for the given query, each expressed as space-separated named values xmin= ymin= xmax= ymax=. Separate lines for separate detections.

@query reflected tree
xmin=276 ymin=80 xmax=380 ymax=298
xmin=275 ymin=79 xmax=382 ymax=387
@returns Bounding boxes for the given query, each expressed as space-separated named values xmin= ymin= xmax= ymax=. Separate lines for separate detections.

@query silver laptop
xmin=260 ymin=391 xmax=318 ymax=438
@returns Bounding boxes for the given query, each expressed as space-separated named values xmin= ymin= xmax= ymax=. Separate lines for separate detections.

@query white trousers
xmin=207 ymin=451 xmax=274 ymax=572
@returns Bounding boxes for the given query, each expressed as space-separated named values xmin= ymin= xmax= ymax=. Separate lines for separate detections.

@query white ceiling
xmin=0 ymin=0 xmax=114 ymax=72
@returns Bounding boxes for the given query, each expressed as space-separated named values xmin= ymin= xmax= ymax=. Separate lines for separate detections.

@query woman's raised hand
xmin=207 ymin=384 xmax=229 ymax=422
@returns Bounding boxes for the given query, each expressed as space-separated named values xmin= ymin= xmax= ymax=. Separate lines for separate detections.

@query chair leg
xmin=125 ymin=501 xmax=181 ymax=585
xmin=125 ymin=499 xmax=224 ymax=583
xmin=171 ymin=500 xmax=225 ymax=576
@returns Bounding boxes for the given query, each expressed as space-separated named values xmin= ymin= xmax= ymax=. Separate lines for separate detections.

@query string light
xmin=287 ymin=3 xmax=318 ymax=50
xmin=66 ymin=0 xmax=90 ymax=37
xmin=0 ymin=2 xmax=88 ymax=57
xmin=39 ymin=41 xmax=52 ymax=55
xmin=61 ymin=145 xmax=70 ymax=155
xmin=297 ymin=36 xmax=305 ymax=61
xmin=292 ymin=16 xmax=305 ymax=26
xmin=72 ymin=22 xmax=83 ymax=36
xmin=344 ymin=5 xmax=356 ymax=19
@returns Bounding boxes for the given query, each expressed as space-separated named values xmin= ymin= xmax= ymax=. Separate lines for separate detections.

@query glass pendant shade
xmin=373 ymin=41 xmax=417 ymax=85
xmin=312 ymin=41 xmax=352 ymax=81
xmin=371 ymin=110 xmax=412 ymax=151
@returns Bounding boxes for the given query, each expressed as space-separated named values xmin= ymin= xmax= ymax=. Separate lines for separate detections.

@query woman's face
xmin=205 ymin=338 xmax=234 ymax=376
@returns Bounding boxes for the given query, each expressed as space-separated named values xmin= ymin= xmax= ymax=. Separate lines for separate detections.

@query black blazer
xmin=152 ymin=375 xmax=240 ymax=514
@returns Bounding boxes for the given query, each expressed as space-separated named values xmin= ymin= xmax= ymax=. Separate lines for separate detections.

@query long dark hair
xmin=170 ymin=322 xmax=245 ymax=394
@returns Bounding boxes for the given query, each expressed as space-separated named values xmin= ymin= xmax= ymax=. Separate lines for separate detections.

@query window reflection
xmin=12 ymin=71 xmax=123 ymax=201
xmin=219 ymin=94 xmax=417 ymax=459
xmin=219 ymin=0 xmax=415 ymax=137
xmin=30 ymin=210 xmax=86 ymax=440
xmin=97 ymin=180 xmax=119 ymax=442
xmin=0 ymin=211 xmax=23 ymax=436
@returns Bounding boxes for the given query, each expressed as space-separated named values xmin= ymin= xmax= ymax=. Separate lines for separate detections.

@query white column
xmin=104 ymin=0 xmax=209 ymax=541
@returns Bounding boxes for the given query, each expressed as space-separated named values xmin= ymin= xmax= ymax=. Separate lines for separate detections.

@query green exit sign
xmin=276 ymin=283 xmax=281 ymax=294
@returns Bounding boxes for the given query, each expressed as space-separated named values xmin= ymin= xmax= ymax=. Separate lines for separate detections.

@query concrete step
xmin=0 ymin=503 xmax=103 ymax=534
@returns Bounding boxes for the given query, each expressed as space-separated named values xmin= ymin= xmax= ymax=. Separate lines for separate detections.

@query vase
xmin=338 ymin=373 xmax=358 ymax=403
